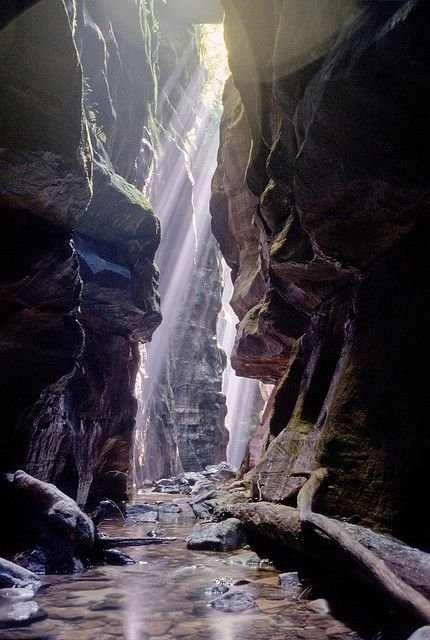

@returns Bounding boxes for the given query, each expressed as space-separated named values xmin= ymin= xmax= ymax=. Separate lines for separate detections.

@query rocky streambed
xmin=0 ymin=498 xmax=364 ymax=640
xmin=0 ymin=463 xmax=429 ymax=640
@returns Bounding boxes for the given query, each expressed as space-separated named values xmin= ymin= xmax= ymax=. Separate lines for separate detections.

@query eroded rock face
xmin=0 ymin=0 xmax=161 ymax=506
xmin=171 ymin=243 xmax=229 ymax=471
xmin=0 ymin=0 xmax=91 ymax=474
xmin=214 ymin=0 xmax=430 ymax=546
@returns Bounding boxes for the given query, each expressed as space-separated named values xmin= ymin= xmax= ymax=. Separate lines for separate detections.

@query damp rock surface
xmin=186 ymin=518 xmax=247 ymax=552
xmin=210 ymin=588 xmax=256 ymax=612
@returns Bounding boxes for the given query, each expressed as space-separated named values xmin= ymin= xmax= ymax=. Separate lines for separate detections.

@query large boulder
xmin=1 ymin=471 xmax=94 ymax=574
xmin=186 ymin=518 xmax=247 ymax=551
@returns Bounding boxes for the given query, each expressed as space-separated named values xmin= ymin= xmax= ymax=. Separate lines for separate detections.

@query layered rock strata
xmin=0 ymin=0 xmax=91 ymax=474
xmin=212 ymin=0 xmax=430 ymax=547
xmin=0 ymin=0 xmax=161 ymax=506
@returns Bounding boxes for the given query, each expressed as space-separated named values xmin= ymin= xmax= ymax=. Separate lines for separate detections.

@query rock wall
xmin=0 ymin=0 xmax=228 ymax=505
xmin=0 ymin=0 xmax=161 ymax=506
xmin=212 ymin=0 xmax=430 ymax=548
xmin=0 ymin=0 xmax=91 ymax=474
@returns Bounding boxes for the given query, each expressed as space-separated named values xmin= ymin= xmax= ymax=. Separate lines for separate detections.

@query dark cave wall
xmin=0 ymin=0 xmax=162 ymax=506
xmin=212 ymin=0 xmax=430 ymax=546
xmin=0 ymin=0 xmax=227 ymax=504
xmin=0 ymin=0 xmax=91 ymax=473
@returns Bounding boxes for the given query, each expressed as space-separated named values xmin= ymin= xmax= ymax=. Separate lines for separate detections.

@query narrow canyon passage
xmin=1 ymin=1 xmax=429 ymax=639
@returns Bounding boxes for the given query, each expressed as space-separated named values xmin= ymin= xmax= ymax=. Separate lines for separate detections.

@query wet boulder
xmin=13 ymin=470 xmax=94 ymax=551
xmin=158 ymin=503 xmax=182 ymax=514
xmin=408 ymin=628 xmax=430 ymax=640
xmin=278 ymin=571 xmax=303 ymax=598
xmin=0 ymin=599 xmax=47 ymax=629
xmin=0 ymin=558 xmax=41 ymax=590
xmin=203 ymin=462 xmax=237 ymax=482
xmin=154 ymin=477 xmax=190 ymax=494
xmin=0 ymin=566 xmax=45 ymax=629
xmin=190 ymin=479 xmax=217 ymax=498
xmin=190 ymin=489 xmax=224 ymax=519
xmin=180 ymin=472 xmax=206 ymax=486
xmin=210 ymin=589 xmax=255 ymax=612
xmin=205 ymin=577 xmax=233 ymax=596
xmin=2 ymin=471 xmax=95 ymax=574
xmin=186 ymin=518 xmax=247 ymax=552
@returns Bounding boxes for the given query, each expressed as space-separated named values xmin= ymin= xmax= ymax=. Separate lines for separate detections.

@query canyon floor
xmin=1 ymin=491 xmax=405 ymax=640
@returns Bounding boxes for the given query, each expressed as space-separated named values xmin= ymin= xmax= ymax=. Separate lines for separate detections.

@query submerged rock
xmin=102 ymin=550 xmax=136 ymax=566
xmin=0 ymin=600 xmax=47 ymax=629
xmin=186 ymin=518 xmax=247 ymax=552
xmin=210 ymin=589 xmax=255 ymax=612
xmin=0 ymin=558 xmax=41 ymax=590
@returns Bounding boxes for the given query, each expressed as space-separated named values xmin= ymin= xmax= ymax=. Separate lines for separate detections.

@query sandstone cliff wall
xmin=212 ymin=0 xmax=430 ymax=547
xmin=0 ymin=0 xmax=161 ymax=506
xmin=0 ymin=0 xmax=228 ymax=504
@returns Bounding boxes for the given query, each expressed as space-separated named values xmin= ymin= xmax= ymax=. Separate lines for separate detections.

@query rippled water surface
xmin=2 ymin=496 xmax=365 ymax=640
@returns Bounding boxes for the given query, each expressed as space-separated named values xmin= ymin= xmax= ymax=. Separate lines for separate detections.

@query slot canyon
xmin=0 ymin=1 xmax=429 ymax=639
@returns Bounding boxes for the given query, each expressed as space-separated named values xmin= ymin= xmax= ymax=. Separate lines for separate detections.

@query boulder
xmin=0 ymin=558 xmax=41 ymax=590
xmin=186 ymin=518 xmax=246 ymax=552
xmin=408 ymin=628 xmax=430 ymax=640
xmin=2 ymin=471 xmax=95 ymax=574
xmin=203 ymin=462 xmax=237 ymax=482
xmin=210 ymin=589 xmax=255 ymax=612
xmin=0 ymin=600 xmax=47 ymax=629
xmin=278 ymin=571 xmax=303 ymax=598
xmin=13 ymin=470 xmax=94 ymax=552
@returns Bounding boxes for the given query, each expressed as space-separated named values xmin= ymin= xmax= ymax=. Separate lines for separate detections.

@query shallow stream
xmin=1 ymin=495 xmax=368 ymax=640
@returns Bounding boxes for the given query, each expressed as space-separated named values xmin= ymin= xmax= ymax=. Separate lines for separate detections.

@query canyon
xmin=0 ymin=1 xmax=429 ymax=638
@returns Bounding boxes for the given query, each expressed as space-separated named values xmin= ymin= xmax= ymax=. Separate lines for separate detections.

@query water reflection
xmin=1 ymin=500 xmax=366 ymax=640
